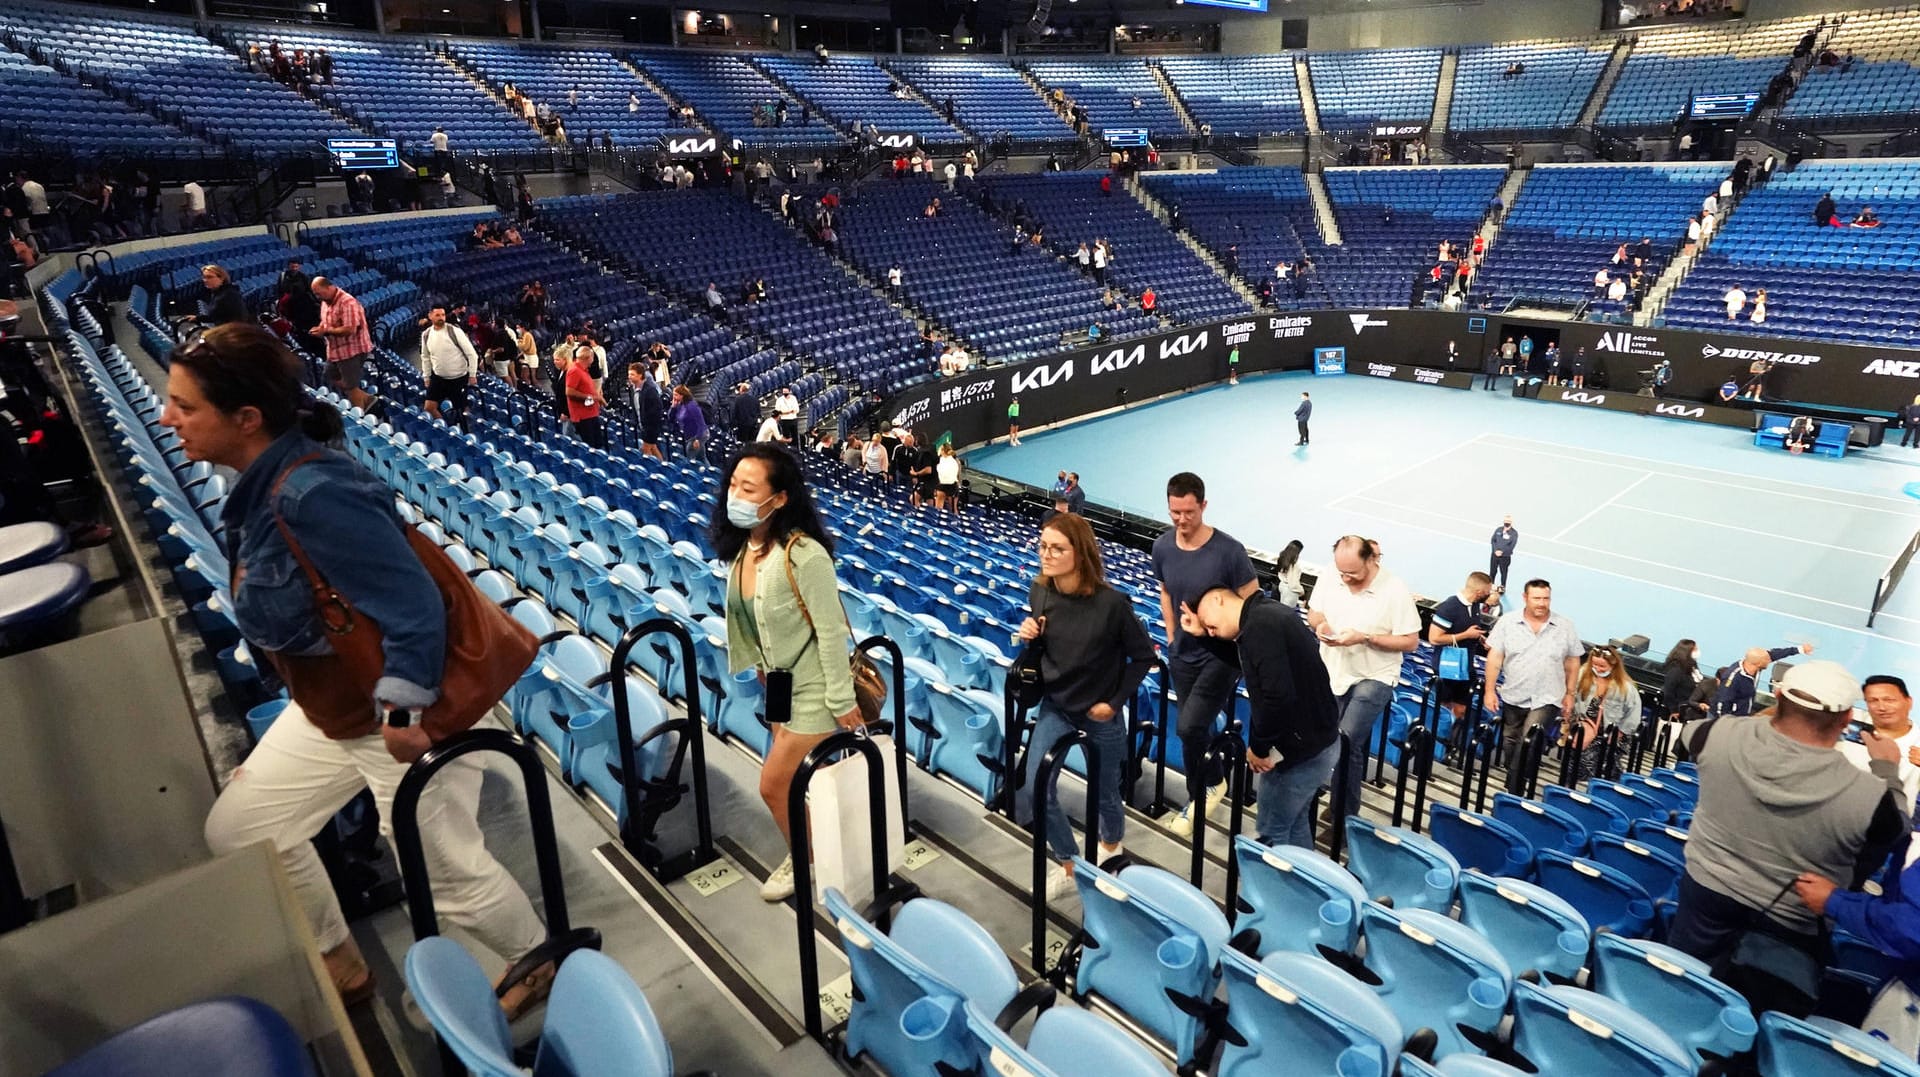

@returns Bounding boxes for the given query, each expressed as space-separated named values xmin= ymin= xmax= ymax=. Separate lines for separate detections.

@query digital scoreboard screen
xmin=1689 ymin=93 xmax=1759 ymax=120
xmin=1179 ymin=0 xmax=1269 ymax=11
xmin=1103 ymin=128 xmax=1152 ymax=148
xmin=328 ymin=137 xmax=401 ymax=171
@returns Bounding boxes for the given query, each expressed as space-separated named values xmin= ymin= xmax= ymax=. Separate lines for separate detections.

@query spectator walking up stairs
xmin=1021 ymin=66 xmax=1077 ymax=129
xmin=1306 ymin=173 xmax=1345 ymax=246
xmin=1576 ymin=38 xmax=1635 ymax=128
xmin=1294 ymin=55 xmax=1324 ymax=135
xmin=436 ymin=45 xmax=558 ymax=144
xmin=1638 ymin=166 xmax=1751 ymax=325
xmin=742 ymin=59 xmax=856 ymax=140
xmin=1480 ymin=165 xmax=1529 ymax=250
xmin=1127 ymin=175 xmax=1263 ymax=308
xmin=1148 ymin=64 xmax=1201 ymax=140
xmin=617 ymin=57 xmax=716 ymax=140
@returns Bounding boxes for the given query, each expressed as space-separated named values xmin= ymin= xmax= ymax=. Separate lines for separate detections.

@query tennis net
xmin=1869 ymin=527 xmax=1920 ymax=628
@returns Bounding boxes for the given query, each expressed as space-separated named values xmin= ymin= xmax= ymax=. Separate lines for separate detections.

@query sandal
xmin=323 ymin=939 xmax=376 ymax=1008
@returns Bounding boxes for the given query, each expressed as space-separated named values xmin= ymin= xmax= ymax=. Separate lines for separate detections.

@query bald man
xmin=1715 ymin=642 xmax=1815 ymax=716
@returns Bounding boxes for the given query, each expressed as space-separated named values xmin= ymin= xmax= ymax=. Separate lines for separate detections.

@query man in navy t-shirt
xmin=1152 ymin=472 xmax=1260 ymax=837
xmin=1428 ymin=571 xmax=1495 ymax=724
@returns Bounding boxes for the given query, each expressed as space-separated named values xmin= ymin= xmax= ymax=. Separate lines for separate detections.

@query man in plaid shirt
xmin=310 ymin=277 xmax=372 ymax=408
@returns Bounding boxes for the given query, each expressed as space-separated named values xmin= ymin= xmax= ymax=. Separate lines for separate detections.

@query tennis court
xmin=965 ymin=370 xmax=1920 ymax=677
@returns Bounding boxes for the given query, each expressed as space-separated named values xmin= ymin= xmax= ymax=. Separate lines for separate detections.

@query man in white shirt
xmin=1724 ymin=284 xmax=1747 ymax=320
xmin=1607 ymin=276 xmax=1628 ymax=303
xmin=1839 ymin=675 xmax=1920 ymax=809
xmin=756 ymin=413 xmax=786 ymax=443
xmin=943 ymin=161 xmax=957 ymax=191
xmin=1484 ymin=578 xmax=1584 ymax=791
xmin=1702 ymin=192 xmax=1718 ymax=217
xmin=774 ymin=386 xmax=801 ymax=442
xmin=1091 ymin=243 xmax=1108 ymax=283
xmin=1593 ymin=267 xmax=1611 ymax=295
xmin=17 ymin=172 xmax=49 ymax=234
xmin=886 ymin=263 xmax=902 ymax=297
xmin=182 ymin=180 xmax=209 ymax=229
xmin=1307 ymin=535 xmax=1421 ymax=815
xmin=420 ymin=305 xmax=480 ymax=430
xmin=629 ymin=92 xmax=639 ymax=113
xmin=945 ymin=344 xmax=970 ymax=372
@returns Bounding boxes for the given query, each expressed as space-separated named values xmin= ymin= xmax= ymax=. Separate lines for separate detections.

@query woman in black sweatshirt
xmin=1015 ymin=513 xmax=1156 ymax=903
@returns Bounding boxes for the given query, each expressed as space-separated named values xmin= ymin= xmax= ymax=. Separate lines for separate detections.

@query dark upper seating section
xmin=983 ymin=173 xmax=1250 ymax=324
xmin=1305 ymin=48 xmax=1443 ymax=131
xmin=755 ymin=55 xmax=969 ymax=145
xmin=1157 ymin=55 xmax=1307 ymax=138
xmin=0 ymin=50 xmax=212 ymax=157
xmin=1450 ymin=40 xmax=1612 ymax=132
xmin=1025 ymin=59 xmax=1186 ymax=142
xmin=1141 ymin=167 xmax=1328 ymax=310
xmin=1317 ymin=166 xmax=1507 ymax=309
xmin=447 ymin=43 xmax=679 ymax=148
xmin=888 ymin=57 xmax=1076 ymax=143
xmin=1780 ymin=7 xmax=1920 ymax=126
xmin=629 ymin=52 xmax=845 ymax=149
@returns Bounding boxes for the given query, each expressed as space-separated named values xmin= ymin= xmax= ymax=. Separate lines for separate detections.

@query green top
xmin=1008 ymin=401 xmax=1020 ymax=418
xmin=725 ymin=533 xmax=856 ymax=735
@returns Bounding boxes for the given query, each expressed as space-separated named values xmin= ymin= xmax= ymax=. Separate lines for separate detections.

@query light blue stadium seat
xmin=1455 ymin=870 xmax=1590 ymax=982
xmin=1533 ymin=851 xmax=1656 ymax=938
xmin=925 ymin=681 xmax=1006 ymax=802
xmin=1508 ymin=980 xmax=1695 ymax=1077
xmin=1491 ymin=792 xmax=1589 ymax=859
xmin=1358 ymin=903 xmax=1511 ymax=1061
xmin=950 ymin=1003 xmax=1169 ymax=1077
xmin=1230 ymin=836 xmax=1366 ymax=959
xmin=1345 ymin=817 xmax=1461 ymax=913
xmin=1587 ymin=831 xmax=1685 ymax=903
xmin=1428 ymin=803 xmax=1535 ymax=878
xmin=1589 ymin=932 xmax=1757 ymax=1064
xmin=1071 ymin=858 xmax=1229 ymax=1065
xmin=1758 ymin=1011 xmax=1920 ymax=1077
xmin=1217 ymin=948 xmax=1405 ymax=1077
xmin=1540 ymin=785 xmax=1631 ymax=841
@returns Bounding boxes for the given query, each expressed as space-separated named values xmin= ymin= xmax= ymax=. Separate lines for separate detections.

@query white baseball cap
xmin=1775 ymin=660 xmax=1861 ymax=713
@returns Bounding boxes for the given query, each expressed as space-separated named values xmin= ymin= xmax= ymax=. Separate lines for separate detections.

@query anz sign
xmin=1010 ymin=361 xmax=1073 ymax=395
xmin=1090 ymin=345 xmax=1147 ymax=376
xmin=1159 ymin=330 xmax=1209 ymax=359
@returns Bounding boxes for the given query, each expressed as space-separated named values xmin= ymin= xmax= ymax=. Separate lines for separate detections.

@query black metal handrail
xmin=1188 ymin=721 xmax=1246 ymax=888
xmin=996 ymin=661 xmax=1030 ymax=819
xmin=789 ymin=729 xmax=894 ymax=1042
xmin=1390 ymin=722 xmax=1437 ymax=832
xmin=1325 ymin=732 xmax=1355 ymax=861
xmin=1030 ymin=725 xmax=1100 ymax=981
xmin=608 ymin=618 xmax=715 ymax=878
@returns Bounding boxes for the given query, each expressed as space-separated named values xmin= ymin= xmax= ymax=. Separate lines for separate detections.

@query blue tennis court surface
xmin=965 ymin=369 xmax=1920 ymax=678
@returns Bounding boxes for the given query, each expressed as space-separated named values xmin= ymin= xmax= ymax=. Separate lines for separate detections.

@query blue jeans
xmin=1256 ymin=739 xmax=1341 ymax=849
xmin=1019 ymin=701 xmax=1127 ymax=862
xmin=1335 ymin=679 xmax=1395 ymax=816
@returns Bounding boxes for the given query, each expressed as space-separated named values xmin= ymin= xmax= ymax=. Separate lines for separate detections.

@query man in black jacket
xmin=1189 ymin=586 xmax=1341 ymax=849
xmin=727 ymin=382 xmax=760 ymax=443
xmin=1901 ymin=394 xmax=1920 ymax=448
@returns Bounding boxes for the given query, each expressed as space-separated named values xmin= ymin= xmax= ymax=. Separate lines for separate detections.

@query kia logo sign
xmin=1090 ymin=345 xmax=1146 ymax=375
xmin=875 ymin=133 xmax=917 ymax=149
xmin=657 ymin=136 xmax=717 ymax=155
xmin=1159 ymin=331 xmax=1208 ymax=359
xmin=1349 ymin=314 xmax=1389 ymax=335
xmin=1010 ymin=361 xmax=1073 ymax=394
xmin=1862 ymin=359 xmax=1920 ymax=378
xmin=1654 ymin=402 xmax=1707 ymax=418
xmin=1563 ymin=391 xmax=1607 ymax=405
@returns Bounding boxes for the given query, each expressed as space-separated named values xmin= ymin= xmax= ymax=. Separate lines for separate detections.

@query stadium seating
xmin=447 ymin=42 xmax=679 ymax=148
xmin=1474 ymin=163 xmax=1723 ymax=312
xmin=1317 ymin=165 xmax=1506 ymax=308
xmin=1783 ymin=8 xmax=1920 ymax=126
xmin=1158 ymin=54 xmax=1307 ymax=138
xmin=1450 ymin=40 xmax=1613 ymax=132
xmin=1141 ymin=167 xmax=1329 ymax=308
xmin=1660 ymin=159 xmax=1920 ymax=349
xmin=982 ymin=172 xmax=1251 ymax=324
xmin=1598 ymin=19 xmax=1809 ymax=128
xmin=3 ymin=4 xmax=358 ymax=157
xmin=0 ymin=51 xmax=213 ymax=158
xmin=630 ymin=51 xmax=844 ymax=148
xmin=755 ymin=55 xmax=968 ymax=145
xmin=1305 ymin=48 xmax=1444 ymax=132
xmin=888 ymin=57 xmax=1077 ymax=142
xmin=539 ymin=189 xmax=922 ymax=401
xmin=1025 ymin=59 xmax=1186 ymax=142
xmin=828 ymin=177 xmax=1159 ymax=361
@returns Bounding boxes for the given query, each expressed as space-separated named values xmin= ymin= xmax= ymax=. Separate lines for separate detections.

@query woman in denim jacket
xmin=163 ymin=325 xmax=548 ymax=1014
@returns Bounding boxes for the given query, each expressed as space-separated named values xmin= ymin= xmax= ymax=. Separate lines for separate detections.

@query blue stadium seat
xmin=1455 ymin=870 xmax=1590 ymax=982
xmin=1357 ymin=903 xmax=1512 ymax=1061
xmin=1071 ymin=858 xmax=1228 ymax=1065
xmin=1230 ymin=836 xmax=1367 ymax=959
xmin=1344 ymin=817 xmax=1461 ymax=913
xmin=1589 ymin=932 xmax=1758 ymax=1064
xmin=1217 ymin=948 xmax=1405 ymax=1077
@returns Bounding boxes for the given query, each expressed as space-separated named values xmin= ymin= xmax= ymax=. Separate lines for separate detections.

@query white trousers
xmin=205 ymin=701 xmax=545 ymax=959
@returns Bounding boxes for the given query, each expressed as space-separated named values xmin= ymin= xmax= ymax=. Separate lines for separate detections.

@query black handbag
xmin=1010 ymin=592 xmax=1050 ymax=711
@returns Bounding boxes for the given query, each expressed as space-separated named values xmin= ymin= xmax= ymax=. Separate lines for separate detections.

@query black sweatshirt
xmin=1235 ymin=591 xmax=1341 ymax=769
xmin=1028 ymin=580 xmax=1156 ymax=716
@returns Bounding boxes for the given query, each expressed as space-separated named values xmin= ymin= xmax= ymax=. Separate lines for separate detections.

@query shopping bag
xmin=807 ymin=733 xmax=907 ymax=906
xmin=1863 ymin=978 xmax=1920 ymax=1061
xmin=1438 ymin=645 xmax=1472 ymax=682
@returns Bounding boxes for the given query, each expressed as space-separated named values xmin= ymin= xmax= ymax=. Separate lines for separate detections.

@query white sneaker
xmin=1044 ymin=865 xmax=1076 ymax=903
xmin=1096 ymin=843 xmax=1125 ymax=866
xmin=1166 ymin=806 xmax=1195 ymax=838
xmin=1204 ymin=780 xmax=1232 ymax=818
xmin=760 ymin=856 xmax=796 ymax=902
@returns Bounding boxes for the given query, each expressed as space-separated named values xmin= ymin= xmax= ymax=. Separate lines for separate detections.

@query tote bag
xmin=807 ymin=732 xmax=907 ymax=906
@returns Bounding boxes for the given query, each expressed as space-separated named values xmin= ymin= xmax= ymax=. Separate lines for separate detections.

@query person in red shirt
xmin=561 ymin=346 xmax=606 ymax=449
xmin=1099 ymin=173 xmax=1113 ymax=197
xmin=1140 ymin=286 xmax=1156 ymax=313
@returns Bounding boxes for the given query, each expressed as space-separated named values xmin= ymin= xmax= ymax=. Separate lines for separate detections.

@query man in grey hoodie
xmin=1671 ymin=660 xmax=1908 ymax=972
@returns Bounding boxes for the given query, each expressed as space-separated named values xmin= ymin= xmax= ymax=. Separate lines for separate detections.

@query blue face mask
xmin=727 ymin=493 xmax=770 ymax=529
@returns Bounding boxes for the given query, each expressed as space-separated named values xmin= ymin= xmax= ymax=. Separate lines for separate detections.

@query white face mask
xmin=1594 ymin=668 xmax=1612 ymax=678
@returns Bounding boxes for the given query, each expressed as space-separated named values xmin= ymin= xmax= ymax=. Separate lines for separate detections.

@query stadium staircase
xmin=617 ymin=56 xmax=716 ymax=139
xmin=1306 ymin=172 xmax=1345 ymax=246
xmin=1294 ymin=53 xmax=1323 ymax=134
xmin=1150 ymin=62 xmax=1202 ymax=138
xmin=742 ymin=58 xmax=856 ymax=140
xmin=438 ymin=45 xmax=567 ymax=145
xmin=1638 ymin=171 xmax=1747 ymax=325
xmin=1429 ymin=48 xmax=1458 ymax=140
xmin=1576 ymin=38 xmax=1634 ymax=128
xmin=1126 ymin=175 xmax=1263 ymax=307
xmin=867 ymin=57 xmax=979 ymax=141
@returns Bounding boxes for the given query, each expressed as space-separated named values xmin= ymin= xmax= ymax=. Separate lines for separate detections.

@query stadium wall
xmin=882 ymin=307 xmax=1917 ymax=448
xmin=1223 ymin=0 xmax=1864 ymax=53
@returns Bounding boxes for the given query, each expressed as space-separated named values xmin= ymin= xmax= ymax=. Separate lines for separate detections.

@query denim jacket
xmin=221 ymin=430 xmax=444 ymax=710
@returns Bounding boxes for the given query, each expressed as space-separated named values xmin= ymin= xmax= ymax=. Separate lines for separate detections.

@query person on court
xmin=1900 ymin=395 xmax=1920 ymax=449
xmin=1152 ymin=472 xmax=1260 ymax=837
xmin=1489 ymin=515 xmax=1517 ymax=589
xmin=1294 ymin=392 xmax=1311 ymax=446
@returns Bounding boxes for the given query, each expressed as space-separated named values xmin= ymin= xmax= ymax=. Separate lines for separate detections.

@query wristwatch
xmin=386 ymin=707 xmax=414 ymax=729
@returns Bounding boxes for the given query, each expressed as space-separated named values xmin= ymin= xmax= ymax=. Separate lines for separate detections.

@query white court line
xmin=1335 ymin=499 xmax=1920 ymax=648
xmin=1343 ymin=492 xmax=1919 ymax=627
xmin=1480 ymin=432 xmax=1920 ymax=513
xmin=1343 ymin=432 xmax=1494 ymax=500
xmin=1553 ymin=473 xmax=1653 ymax=541
xmin=1621 ymin=504 xmax=1892 ymax=559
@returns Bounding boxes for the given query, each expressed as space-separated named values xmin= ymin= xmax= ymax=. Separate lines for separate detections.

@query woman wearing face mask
xmin=1559 ymin=644 xmax=1641 ymax=787
xmin=1016 ymin=513 xmax=1156 ymax=903
xmin=1660 ymin=638 xmax=1701 ymax=723
xmin=715 ymin=444 xmax=861 ymax=902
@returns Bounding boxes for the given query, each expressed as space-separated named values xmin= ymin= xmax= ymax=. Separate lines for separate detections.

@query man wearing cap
xmin=1670 ymin=661 xmax=1910 ymax=981
xmin=728 ymin=383 xmax=760 ymax=443
xmin=1715 ymin=641 xmax=1815 ymax=716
